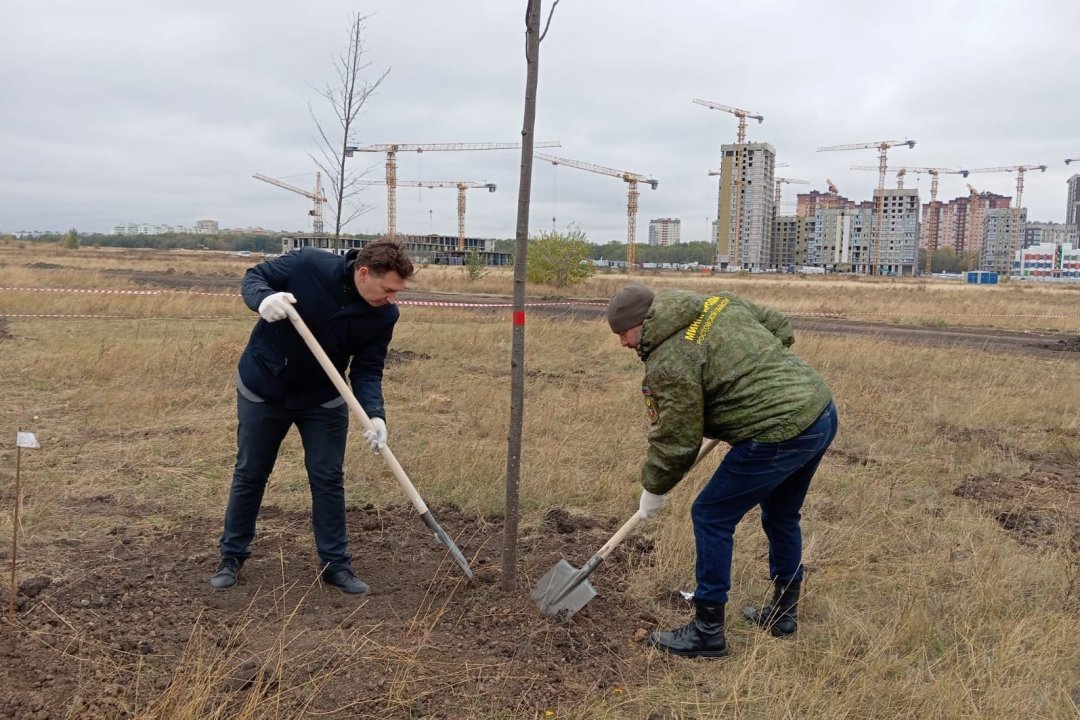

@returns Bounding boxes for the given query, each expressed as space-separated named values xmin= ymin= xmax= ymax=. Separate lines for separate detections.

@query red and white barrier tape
xmin=0 ymin=286 xmax=1075 ymax=319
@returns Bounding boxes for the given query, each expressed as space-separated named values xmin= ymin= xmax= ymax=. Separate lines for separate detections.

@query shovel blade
xmin=531 ymin=559 xmax=597 ymax=620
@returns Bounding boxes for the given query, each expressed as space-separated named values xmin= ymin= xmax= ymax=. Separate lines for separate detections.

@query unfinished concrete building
xmin=715 ymin=142 xmax=776 ymax=269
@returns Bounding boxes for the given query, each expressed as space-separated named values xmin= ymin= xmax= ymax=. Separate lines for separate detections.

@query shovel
xmin=286 ymin=307 xmax=475 ymax=582
xmin=531 ymin=437 xmax=721 ymax=620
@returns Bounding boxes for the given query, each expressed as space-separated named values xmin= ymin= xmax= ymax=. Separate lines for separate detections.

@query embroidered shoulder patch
xmin=641 ymin=385 xmax=659 ymax=424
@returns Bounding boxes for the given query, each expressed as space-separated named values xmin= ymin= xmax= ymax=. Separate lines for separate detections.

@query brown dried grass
xmin=2 ymin=244 xmax=1079 ymax=718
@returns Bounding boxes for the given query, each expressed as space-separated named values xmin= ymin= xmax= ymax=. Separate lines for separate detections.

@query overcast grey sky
xmin=3 ymin=1 xmax=1078 ymax=242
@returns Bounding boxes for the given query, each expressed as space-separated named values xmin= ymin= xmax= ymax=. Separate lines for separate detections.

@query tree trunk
xmin=501 ymin=0 xmax=543 ymax=591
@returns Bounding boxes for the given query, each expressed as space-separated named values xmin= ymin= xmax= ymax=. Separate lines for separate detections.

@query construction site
xmin=249 ymin=115 xmax=1079 ymax=281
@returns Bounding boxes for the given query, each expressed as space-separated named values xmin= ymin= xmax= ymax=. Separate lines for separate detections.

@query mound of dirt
xmin=1 ymin=502 xmax=683 ymax=719
xmin=1042 ymin=335 xmax=1080 ymax=352
xmin=954 ymin=462 xmax=1080 ymax=551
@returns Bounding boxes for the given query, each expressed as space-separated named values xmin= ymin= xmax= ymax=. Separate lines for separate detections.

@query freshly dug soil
xmin=1 ymin=502 xmax=681 ymax=719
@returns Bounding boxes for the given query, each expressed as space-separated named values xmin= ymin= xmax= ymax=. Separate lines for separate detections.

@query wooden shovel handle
xmin=595 ymin=437 xmax=722 ymax=562
xmin=286 ymin=307 xmax=429 ymax=515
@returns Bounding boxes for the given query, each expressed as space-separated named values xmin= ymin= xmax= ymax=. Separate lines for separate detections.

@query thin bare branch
xmin=539 ymin=0 xmax=560 ymax=42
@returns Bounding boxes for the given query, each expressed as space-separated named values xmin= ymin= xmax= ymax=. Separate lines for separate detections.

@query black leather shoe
xmin=209 ymin=557 xmax=243 ymax=589
xmin=742 ymin=580 xmax=800 ymax=637
xmin=649 ymin=600 xmax=728 ymax=658
xmin=321 ymin=567 xmax=369 ymax=595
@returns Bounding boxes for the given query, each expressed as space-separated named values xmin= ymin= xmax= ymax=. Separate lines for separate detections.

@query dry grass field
xmin=1 ymin=243 xmax=1079 ymax=719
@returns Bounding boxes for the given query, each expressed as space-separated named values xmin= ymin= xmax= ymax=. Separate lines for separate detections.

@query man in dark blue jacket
xmin=210 ymin=239 xmax=415 ymax=594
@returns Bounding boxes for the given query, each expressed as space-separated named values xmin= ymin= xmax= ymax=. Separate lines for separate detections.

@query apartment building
xmin=771 ymin=215 xmax=807 ymax=270
xmin=932 ymin=191 xmax=1011 ymax=260
xmin=647 ymin=217 xmax=681 ymax=246
xmin=1066 ymin=174 xmax=1080 ymax=226
xmin=1024 ymin=221 xmax=1078 ymax=248
xmin=714 ymin=142 xmax=775 ymax=269
xmin=982 ymin=207 xmax=1027 ymax=274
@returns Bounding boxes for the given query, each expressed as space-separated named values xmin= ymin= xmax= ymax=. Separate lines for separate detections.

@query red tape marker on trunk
xmin=513 ymin=310 xmax=526 ymax=326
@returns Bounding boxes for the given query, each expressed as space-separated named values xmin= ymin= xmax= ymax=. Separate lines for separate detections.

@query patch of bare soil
xmin=101 ymin=268 xmax=242 ymax=291
xmin=0 ymin=502 xmax=679 ymax=719
xmin=954 ymin=462 xmax=1080 ymax=551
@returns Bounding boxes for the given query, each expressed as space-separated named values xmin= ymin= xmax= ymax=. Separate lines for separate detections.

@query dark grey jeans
xmin=218 ymin=393 xmax=352 ymax=572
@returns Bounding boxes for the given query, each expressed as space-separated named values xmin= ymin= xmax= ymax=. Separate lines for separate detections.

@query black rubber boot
xmin=648 ymin=600 xmax=728 ymax=658
xmin=742 ymin=580 xmax=800 ymax=637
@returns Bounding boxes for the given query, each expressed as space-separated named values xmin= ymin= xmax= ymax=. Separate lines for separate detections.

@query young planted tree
xmin=503 ymin=0 xmax=560 ymax=590
xmin=526 ymin=227 xmax=595 ymax=288
xmin=309 ymin=13 xmax=389 ymax=239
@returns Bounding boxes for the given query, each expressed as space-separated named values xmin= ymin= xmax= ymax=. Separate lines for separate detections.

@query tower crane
xmin=1065 ymin=158 xmax=1080 ymax=165
xmin=959 ymin=164 xmax=1047 ymax=275
xmin=347 ymin=141 xmax=560 ymax=236
xmin=693 ymin=98 xmax=764 ymax=268
xmin=773 ymin=177 xmax=809 ymax=208
xmin=851 ymin=165 xmax=964 ymax=275
xmin=534 ymin=153 xmax=658 ymax=267
xmin=818 ymin=139 xmax=916 ymax=274
xmin=253 ymin=172 xmax=326 ymax=234
xmin=357 ymin=179 xmax=496 ymax=251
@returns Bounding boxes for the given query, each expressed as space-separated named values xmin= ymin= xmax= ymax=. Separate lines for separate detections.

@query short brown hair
xmin=357 ymin=238 xmax=415 ymax=279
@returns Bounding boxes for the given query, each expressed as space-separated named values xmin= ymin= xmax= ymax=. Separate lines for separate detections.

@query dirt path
xmin=52 ymin=268 xmax=1080 ymax=360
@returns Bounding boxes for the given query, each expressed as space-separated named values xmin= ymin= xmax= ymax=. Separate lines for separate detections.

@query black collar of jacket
xmin=342 ymin=250 xmax=361 ymax=303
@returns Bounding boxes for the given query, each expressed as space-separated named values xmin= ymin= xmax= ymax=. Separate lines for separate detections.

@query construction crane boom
xmin=1066 ymin=158 xmax=1080 ymax=165
xmin=253 ymin=172 xmax=326 ymax=235
xmin=347 ymin=141 xmax=560 ymax=236
xmin=818 ymin=139 xmax=917 ymax=273
xmin=691 ymin=98 xmax=764 ymax=139
xmin=693 ymin=98 xmax=765 ymax=269
xmin=773 ymin=177 xmax=809 ymax=207
xmin=357 ymin=179 xmax=496 ymax=251
xmin=959 ymin=164 xmax=1047 ymax=275
xmin=534 ymin=152 xmax=658 ymax=266
xmin=960 ymin=164 xmax=1047 ymax=176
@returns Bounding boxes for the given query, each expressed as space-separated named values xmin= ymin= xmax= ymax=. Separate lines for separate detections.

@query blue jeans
xmin=692 ymin=401 xmax=838 ymax=604
xmin=219 ymin=393 xmax=352 ymax=572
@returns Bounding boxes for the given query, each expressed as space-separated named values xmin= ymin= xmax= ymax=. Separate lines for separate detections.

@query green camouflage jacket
xmin=636 ymin=289 xmax=833 ymax=494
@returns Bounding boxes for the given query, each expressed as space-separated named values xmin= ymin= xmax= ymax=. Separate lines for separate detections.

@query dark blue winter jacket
xmin=237 ymin=247 xmax=397 ymax=417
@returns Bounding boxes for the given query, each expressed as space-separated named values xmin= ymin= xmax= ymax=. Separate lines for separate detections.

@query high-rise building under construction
xmin=714 ymin=142 xmax=775 ymax=269
xmin=1066 ymin=174 xmax=1080 ymax=227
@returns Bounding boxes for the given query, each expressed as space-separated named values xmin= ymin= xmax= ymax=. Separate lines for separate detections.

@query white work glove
xmin=638 ymin=489 xmax=667 ymax=520
xmin=257 ymin=292 xmax=296 ymax=322
xmin=362 ymin=417 xmax=388 ymax=452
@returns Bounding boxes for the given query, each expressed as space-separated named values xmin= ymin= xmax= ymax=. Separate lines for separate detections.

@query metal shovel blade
xmin=421 ymin=510 xmax=475 ymax=581
xmin=530 ymin=559 xmax=597 ymax=620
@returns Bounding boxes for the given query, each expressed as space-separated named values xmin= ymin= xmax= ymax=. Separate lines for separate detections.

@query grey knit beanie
xmin=606 ymin=284 xmax=655 ymax=332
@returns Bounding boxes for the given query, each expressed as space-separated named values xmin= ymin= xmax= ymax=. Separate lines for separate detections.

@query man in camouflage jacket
xmin=606 ymin=284 xmax=838 ymax=658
